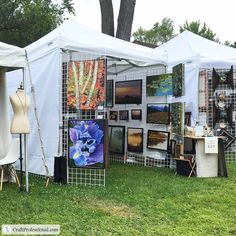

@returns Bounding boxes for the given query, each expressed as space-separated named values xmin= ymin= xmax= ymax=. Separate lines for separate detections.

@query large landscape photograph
xmin=115 ymin=80 xmax=142 ymax=104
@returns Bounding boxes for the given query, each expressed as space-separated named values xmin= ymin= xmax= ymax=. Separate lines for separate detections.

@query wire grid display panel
xmin=61 ymin=51 xmax=106 ymax=187
xmin=198 ymin=68 xmax=236 ymax=163
xmin=108 ymin=65 xmax=171 ymax=167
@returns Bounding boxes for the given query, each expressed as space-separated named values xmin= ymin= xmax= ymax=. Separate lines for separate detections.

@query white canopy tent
xmin=7 ymin=19 xmax=167 ymax=176
xmin=156 ymin=30 xmax=236 ymax=124
xmin=0 ymin=42 xmax=25 ymax=158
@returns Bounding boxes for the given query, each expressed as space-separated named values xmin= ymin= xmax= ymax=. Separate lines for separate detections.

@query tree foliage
xmin=224 ymin=40 xmax=236 ymax=48
xmin=132 ymin=18 xmax=175 ymax=45
xmin=179 ymin=20 xmax=219 ymax=42
xmin=0 ymin=0 xmax=75 ymax=47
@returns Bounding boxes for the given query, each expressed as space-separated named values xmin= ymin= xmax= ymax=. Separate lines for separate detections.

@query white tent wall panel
xmin=0 ymin=69 xmax=12 ymax=158
xmin=7 ymin=50 xmax=61 ymax=176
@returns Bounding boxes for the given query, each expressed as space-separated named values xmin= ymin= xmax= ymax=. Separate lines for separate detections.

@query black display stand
xmin=19 ymin=134 xmax=23 ymax=191
xmin=54 ymin=156 xmax=67 ymax=184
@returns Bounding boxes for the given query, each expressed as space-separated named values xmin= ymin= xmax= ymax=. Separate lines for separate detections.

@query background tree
xmin=99 ymin=0 xmax=114 ymax=36
xmin=224 ymin=40 xmax=236 ymax=48
xmin=179 ymin=20 xmax=219 ymax=42
xmin=133 ymin=17 xmax=175 ymax=45
xmin=0 ymin=0 xmax=75 ymax=47
xmin=99 ymin=0 xmax=136 ymax=41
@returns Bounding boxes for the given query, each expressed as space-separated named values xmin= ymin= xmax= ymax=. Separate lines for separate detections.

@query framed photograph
xmin=172 ymin=63 xmax=184 ymax=97
xmin=185 ymin=112 xmax=191 ymax=126
xmin=147 ymin=130 xmax=169 ymax=151
xmin=147 ymin=103 xmax=170 ymax=124
xmin=127 ymin=127 xmax=143 ymax=153
xmin=198 ymin=70 xmax=207 ymax=109
xmin=119 ymin=110 xmax=129 ymax=121
xmin=108 ymin=125 xmax=125 ymax=154
xmin=68 ymin=119 xmax=107 ymax=168
xmin=106 ymin=80 xmax=113 ymax=107
xmin=115 ymin=80 xmax=142 ymax=104
xmin=110 ymin=111 xmax=118 ymax=121
xmin=171 ymin=102 xmax=184 ymax=135
xmin=131 ymin=109 xmax=142 ymax=120
xmin=67 ymin=59 xmax=106 ymax=111
xmin=146 ymin=73 xmax=172 ymax=96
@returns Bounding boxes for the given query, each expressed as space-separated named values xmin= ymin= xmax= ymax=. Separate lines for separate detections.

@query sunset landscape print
xmin=115 ymin=80 xmax=142 ymax=104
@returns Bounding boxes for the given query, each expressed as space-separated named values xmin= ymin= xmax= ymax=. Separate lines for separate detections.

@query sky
xmin=70 ymin=0 xmax=236 ymax=43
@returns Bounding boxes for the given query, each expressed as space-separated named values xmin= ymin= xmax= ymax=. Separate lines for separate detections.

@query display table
xmin=184 ymin=136 xmax=219 ymax=177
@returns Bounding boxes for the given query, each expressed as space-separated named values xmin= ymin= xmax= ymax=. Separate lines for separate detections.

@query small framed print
xmin=110 ymin=111 xmax=118 ymax=121
xmin=131 ymin=109 xmax=142 ymax=120
xmin=119 ymin=110 xmax=129 ymax=121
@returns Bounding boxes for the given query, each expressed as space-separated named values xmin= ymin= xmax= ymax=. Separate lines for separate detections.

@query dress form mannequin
xmin=10 ymin=88 xmax=30 ymax=134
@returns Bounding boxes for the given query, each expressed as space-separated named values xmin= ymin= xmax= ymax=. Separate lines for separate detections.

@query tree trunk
xmin=99 ymin=0 xmax=114 ymax=36
xmin=116 ymin=0 xmax=136 ymax=41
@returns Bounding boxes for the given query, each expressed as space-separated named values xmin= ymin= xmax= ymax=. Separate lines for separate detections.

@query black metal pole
xmin=19 ymin=134 xmax=23 ymax=191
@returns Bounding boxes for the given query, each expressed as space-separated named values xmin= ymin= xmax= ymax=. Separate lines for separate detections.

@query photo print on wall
xmin=147 ymin=130 xmax=169 ymax=151
xmin=127 ymin=127 xmax=143 ymax=153
xmin=172 ymin=63 xmax=185 ymax=97
xmin=68 ymin=119 xmax=107 ymax=168
xmin=171 ymin=102 xmax=184 ymax=135
xmin=108 ymin=125 xmax=125 ymax=154
xmin=67 ymin=59 xmax=106 ymax=111
xmin=119 ymin=110 xmax=129 ymax=121
xmin=147 ymin=103 xmax=170 ymax=124
xmin=106 ymin=79 xmax=113 ymax=107
xmin=131 ymin=109 xmax=142 ymax=120
xmin=146 ymin=74 xmax=172 ymax=96
xmin=110 ymin=111 xmax=118 ymax=121
xmin=115 ymin=80 xmax=142 ymax=104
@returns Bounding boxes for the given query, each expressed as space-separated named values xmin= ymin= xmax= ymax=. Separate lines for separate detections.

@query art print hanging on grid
xmin=127 ymin=127 xmax=143 ymax=153
xmin=131 ymin=109 xmax=142 ymax=120
xmin=119 ymin=110 xmax=129 ymax=121
xmin=212 ymin=67 xmax=234 ymax=128
xmin=198 ymin=70 xmax=208 ymax=109
xmin=147 ymin=103 xmax=170 ymax=124
xmin=146 ymin=74 xmax=172 ymax=96
xmin=106 ymin=79 xmax=113 ymax=107
xmin=171 ymin=102 xmax=184 ymax=135
xmin=147 ymin=130 xmax=169 ymax=151
xmin=68 ymin=119 xmax=107 ymax=168
xmin=67 ymin=59 xmax=106 ymax=111
xmin=115 ymin=80 xmax=142 ymax=104
xmin=108 ymin=125 xmax=125 ymax=154
xmin=172 ymin=63 xmax=185 ymax=97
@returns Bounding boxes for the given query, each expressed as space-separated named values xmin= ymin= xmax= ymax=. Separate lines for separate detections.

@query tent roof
xmin=26 ymin=19 xmax=167 ymax=65
xmin=156 ymin=30 xmax=236 ymax=67
xmin=0 ymin=41 xmax=26 ymax=70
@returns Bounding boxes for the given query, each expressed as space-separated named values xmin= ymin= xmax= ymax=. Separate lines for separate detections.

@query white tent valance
xmin=26 ymin=19 xmax=167 ymax=66
xmin=0 ymin=42 xmax=26 ymax=70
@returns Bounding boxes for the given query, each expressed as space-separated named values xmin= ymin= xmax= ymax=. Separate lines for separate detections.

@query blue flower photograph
xmin=68 ymin=119 xmax=105 ymax=168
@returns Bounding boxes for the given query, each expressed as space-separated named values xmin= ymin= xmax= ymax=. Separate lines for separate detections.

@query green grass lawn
xmin=1 ymin=164 xmax=236 ymax=236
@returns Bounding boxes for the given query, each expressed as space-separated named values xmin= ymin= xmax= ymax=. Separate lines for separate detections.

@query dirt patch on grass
xmin=76 ymin=198 xmax=137 ymax=218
